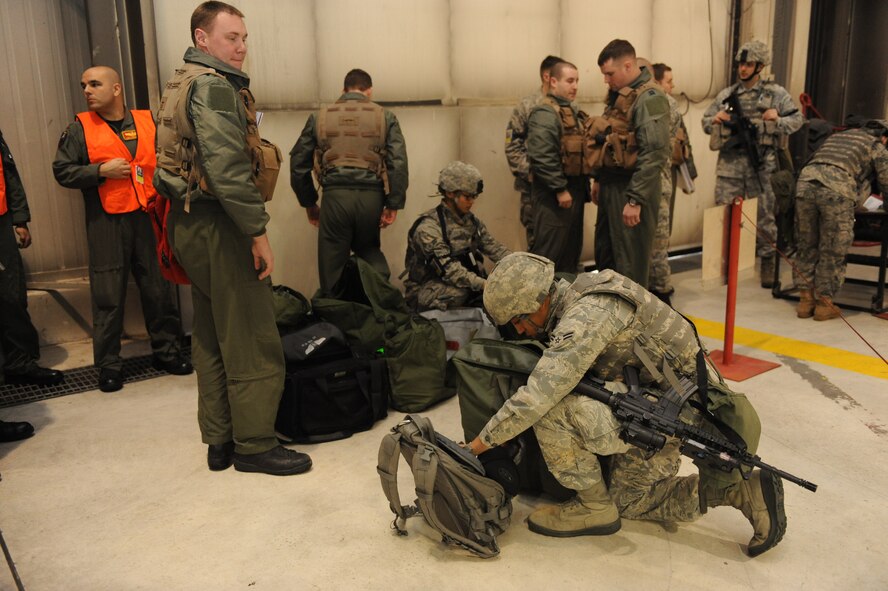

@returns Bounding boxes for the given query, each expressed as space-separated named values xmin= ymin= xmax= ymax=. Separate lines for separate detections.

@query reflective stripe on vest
xmin=0 ymin=152 xmax=7 ymax=216
xmin=76 ymin=110 xmax=157 ymax=214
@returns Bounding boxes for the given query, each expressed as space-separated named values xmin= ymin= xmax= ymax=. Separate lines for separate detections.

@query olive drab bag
xmin=451 ymin=338 xmax=572 ymax=500
xmin=312 ymin=257 xmax=455 ymax=411
xmin=377 ymin=414 xmax=512 ymax=558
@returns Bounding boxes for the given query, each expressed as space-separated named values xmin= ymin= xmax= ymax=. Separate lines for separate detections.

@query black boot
xmin=5 ymin=366 xmax=65 ymax=387
xmin=0 ymin=420 xmax=35 ymax=443
xmin=233 ymin=445 xmax=312 ymax=476
xmin=207 ymin=442 xmax=235 ymax=471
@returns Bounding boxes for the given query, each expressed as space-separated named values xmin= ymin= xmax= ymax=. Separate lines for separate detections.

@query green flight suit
xmin=153 ymin=48 xmax=282 ymax=455
xmin=526 ymin=94 xmax=589 ymax=274
xmin=289 ymin=92 xmax=409 ymax=294
xmin=0 ymin=130 xmax=41 ymax=379
xmin=52 ymin=112 xmax=182 ymax=372
xmin=594 ymin=67 xmax=670 ymax=288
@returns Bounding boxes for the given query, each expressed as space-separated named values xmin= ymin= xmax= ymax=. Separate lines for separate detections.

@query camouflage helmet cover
xmin=735 ymin=40 xmax=771 ymax=66
xmin=865 ymin=119 xmax=888 ymax=135
xmin=483 ymin=253 xmax=555 ymax=325
xmin=438 ymin=161 xmax=484 ymax=196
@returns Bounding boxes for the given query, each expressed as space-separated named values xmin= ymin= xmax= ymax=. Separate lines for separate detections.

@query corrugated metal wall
xmin=0 ymin=0 xmax=91 ymax=278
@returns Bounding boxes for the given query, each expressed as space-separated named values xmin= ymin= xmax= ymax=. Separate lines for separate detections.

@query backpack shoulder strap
xmin=377 ymin=428 xmax=419 ymax=534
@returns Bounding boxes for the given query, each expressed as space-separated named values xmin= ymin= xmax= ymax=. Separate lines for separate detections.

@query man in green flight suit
xmin=153 ymin=1 xmax=311 ymax=475
xmin=593 ymin=39 xmax=671 ymax=288
xmin=527 ymin=60 xmax=589 ymax=274
xmin=290 ymin=69 xmax=409 ymax=295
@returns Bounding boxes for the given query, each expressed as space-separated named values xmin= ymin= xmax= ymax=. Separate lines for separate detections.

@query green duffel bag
xmin=451 ymin=337 xmax=572 ymax=500
xmin=385 ymin=315 xmax=456 ymax=412
xmin=272 ymin=285 xmax=312 ymax=331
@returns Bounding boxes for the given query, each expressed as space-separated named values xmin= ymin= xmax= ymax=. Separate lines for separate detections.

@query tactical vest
xmin=583 ymin=79 xmax=661 ymax=173
xmin=313 ymin=97 xmax=389 ymax=193
xmin=155 ymin=63 xmax=282 ymax=207
xmin=0 ymin=153 xmax=7 ymax=216
xmin=539 ymin=96 xmax=586 ymax=176
xmin=405 ymin=205 xmax=485 ymax=285
xmin=808 ymin=129 xmax=877 ymax=186
xmin=709 ymin=81 xmax=787 ymax=152
xmin=76 ymin=110 xmax=156 ymax=214
xmin=566 ymin=270 xmax=699 ymax=391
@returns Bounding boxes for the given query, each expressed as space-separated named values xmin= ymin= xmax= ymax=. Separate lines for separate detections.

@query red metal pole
xmin=723 ymin=198 xmax=743 ymax=364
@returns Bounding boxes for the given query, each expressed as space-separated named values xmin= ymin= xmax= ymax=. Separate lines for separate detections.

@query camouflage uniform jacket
xmin=289 ymin=92 xmax=409 ymax=210
xmin=478 ymin=270 xmax=700 ymax=448
xmin=701 ymin=79 xmax=803 ymax=178
xmin=505 ymin=90 xmax=545 ymax=193
xmin=797 ymin=129 xmax=888 ymax=203
xmin=404 ymin=203 xmax=511 ymax=293
xmin=0 ymin=130 xmax=30 ymax=224
xmin=152 ymin=48 xmax=269 ymax=237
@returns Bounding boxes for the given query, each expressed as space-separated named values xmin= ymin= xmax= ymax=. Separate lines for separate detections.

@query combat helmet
xmin=865 ymin=119 xmax=888 ymax=137
xmin=483 ymin=253 xmax=555 ymax=326
xmin=438 ymin=161 xmax=484 ymax=196
xmin=735 ymin=40 xmax=771 ymax=66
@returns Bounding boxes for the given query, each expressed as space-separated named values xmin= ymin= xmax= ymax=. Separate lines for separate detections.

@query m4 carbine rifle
xmin=723 ymin=90 xmax=765 ymax=182
xmin=573 ymin=367 xmax=818 ymax=492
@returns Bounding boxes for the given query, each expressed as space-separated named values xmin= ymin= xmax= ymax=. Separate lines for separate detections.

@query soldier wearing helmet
xmin=793 ymin=120 xmax=888 ymax=320
xmin=702 ymin=40 xmax=804 ymax=288
xmin=467 ymin=252 xmax=787 ymax=557
xmin=403 ymin=162 xmax=510 ymax=311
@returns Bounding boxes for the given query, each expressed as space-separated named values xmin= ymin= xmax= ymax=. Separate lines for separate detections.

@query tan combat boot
xmin=710 ymin=469 xmax=786 ymax=557
xmin=527 ymin=480 xmax=621 ymax=537
xmin=814 ymin=296 xmax=840 ymax=321
xmin=760 ymin=256 xmax=776 ymax=288
xmin=796 ymin=289 xmax=815 ymax=318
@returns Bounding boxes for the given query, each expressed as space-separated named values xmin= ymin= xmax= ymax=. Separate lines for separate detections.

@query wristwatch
xmin=627 ymin=197 xmax=640 ymax=207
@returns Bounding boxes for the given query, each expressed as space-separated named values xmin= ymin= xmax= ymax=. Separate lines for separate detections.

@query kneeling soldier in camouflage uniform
xmin=466 ymin=253 xmax=786 ymax=557
xmin=794 ymin=120 xmax=888 ymax=320
xmin=403 ymin=161 xmax=510 ymax=311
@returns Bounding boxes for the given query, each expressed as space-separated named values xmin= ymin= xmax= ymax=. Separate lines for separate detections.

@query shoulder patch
xmin=643 ymin=94 xmax=668 ymax=117
xmin=57 ymin=129 xmax=68 ymax=149
xmin=206 ymin=84 xmax=238 ymax=113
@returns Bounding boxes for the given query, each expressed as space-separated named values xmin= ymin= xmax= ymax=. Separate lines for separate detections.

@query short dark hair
xmin=191 ymin=1 xmax=244 ymax=45
xmin=343 ymin=69 xmax=373 ymax=91
xmin=598 ymin=39 xmax=636 ymax=66
xmin=550 ymin=61 xmax=577 ymax=80
xmin=652 ymin=63 xmax=672 ymax=82
xmin=540 ymin=55 xmax=564 ymax=77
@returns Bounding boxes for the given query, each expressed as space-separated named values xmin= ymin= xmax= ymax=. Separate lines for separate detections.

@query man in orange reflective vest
xmin=0 ymin=128 xmax=64 ymax=407
xmin=53 ymin=66 xmax=190 ymax=393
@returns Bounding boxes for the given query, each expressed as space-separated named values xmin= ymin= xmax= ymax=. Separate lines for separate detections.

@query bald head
xmin=80 ymin=66 xmax=124 ymax=118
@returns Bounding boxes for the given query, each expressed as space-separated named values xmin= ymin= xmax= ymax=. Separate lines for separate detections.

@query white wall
xmin=152 ymin=0 xmax=738 ymax=296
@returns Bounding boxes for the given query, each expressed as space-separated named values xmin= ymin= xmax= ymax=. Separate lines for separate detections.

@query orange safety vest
xmin=76 ymin=110 xmax=157 ymax=214
xmin=0 ymin=152 xmax=7 ymax=216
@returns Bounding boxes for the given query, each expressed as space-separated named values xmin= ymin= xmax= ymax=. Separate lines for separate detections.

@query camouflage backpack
xmin=377 ymin=414 xmax=512 ymax=558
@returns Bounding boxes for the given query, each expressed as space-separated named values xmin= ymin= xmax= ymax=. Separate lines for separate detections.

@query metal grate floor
xmin=0 ymin=347 xmax=191 ymax=409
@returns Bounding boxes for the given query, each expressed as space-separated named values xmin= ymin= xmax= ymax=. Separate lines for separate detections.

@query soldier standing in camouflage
xmin=403 ymin=161 xmax=510 ymax=311
xmin=290 ymin=69 xmax=409 ymax=295
xmin=504 ymin=55 xmax=564 ymax=250
xmin=154 ymin=1 xmax=311 ymax=476
xmin=702 ymin=40 xmax=803 ymax=288
xmin=647 ymin=63 xmax=696 ymax=305
xmin=593 ymin=40 xmax=671 ymax=289
xmin=794 ymin=121 xmax=888 ymax=320
xmin=467 ymin=252 xmax=786 ymax=557
xmin=527 ymin=60 xmax=589 ymax=274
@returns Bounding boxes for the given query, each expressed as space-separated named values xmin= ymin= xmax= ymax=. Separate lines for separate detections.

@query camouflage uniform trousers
xmin=648 ymin=166 xmax=674 ymax=294
xmin=412 ymin=279 xmax=480 ymax=312
xmin=520 ymin=190 xmax=534 ymax=250
xmin=715 ymin=167 xmax=778 ymax=259
xmin=792 ymin=182 xmax=856 ymax=298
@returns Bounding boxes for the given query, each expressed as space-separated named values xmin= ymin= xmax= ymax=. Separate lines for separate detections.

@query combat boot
xmin=796 ymin=289 xmax=815 ymax=318
xmin=708 ymin=469 xmax=786 ymax=557
xmin=760 ymin=256 xmax=776 ymax=288
xmin=813 ymin=296 xmax=840 ymax=321
xmin=527 ymin=480 xmax=621 ymax=537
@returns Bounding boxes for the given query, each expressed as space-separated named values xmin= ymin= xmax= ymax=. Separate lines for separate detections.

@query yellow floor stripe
xmin=687 ymin=316 xmax=888 ymax=380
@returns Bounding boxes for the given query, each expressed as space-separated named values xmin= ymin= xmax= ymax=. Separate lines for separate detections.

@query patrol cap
xmin=865 ymin=119 xmax=888 ymax=136
xmin=735 ymin=40 xmax=771 ymax=66
xmin=483 ymin=253 xmax=555 ymax=326
xmin=438 ymin=161 xmax=484 ymax=196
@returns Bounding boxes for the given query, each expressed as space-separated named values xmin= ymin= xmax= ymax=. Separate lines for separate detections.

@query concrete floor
xmin=1 ymin=259 xmax=887 ymax=591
